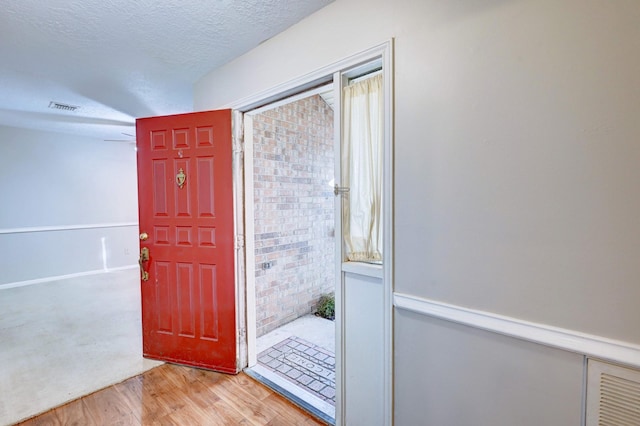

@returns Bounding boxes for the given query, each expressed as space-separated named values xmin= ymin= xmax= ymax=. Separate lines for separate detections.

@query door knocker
xmin=176 ymin=168 xmax=186 ymax=189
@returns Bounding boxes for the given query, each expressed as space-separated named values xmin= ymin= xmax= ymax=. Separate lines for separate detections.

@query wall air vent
xmin=586 ymin=359 xmax=640 ymax=426
xmin=48 ymin=101 xmax=79 ymax=112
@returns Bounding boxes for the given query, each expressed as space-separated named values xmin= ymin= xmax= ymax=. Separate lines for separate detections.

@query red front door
xmin=136 ymin=110 xmax=237 ymax=374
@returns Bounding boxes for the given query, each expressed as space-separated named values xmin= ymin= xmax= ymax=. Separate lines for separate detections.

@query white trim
xmin=381 ymin=39 xmax=394 ymax=426
xmin=394 ymin=292 xmax=640 ymax=370
xmin=333 ymin=70 xmax=346 ymax=426
xmin=246 ymin=83 xmax=333 ymax=116
xmin=0 ymin=265 xmax=138 ymax=290
xmin=350 ymin=69 xmax=383 ymax=84
xmin=341 ymin=262 xmax=383 ymax=282
xmin=243 ymin=113 xmax=258 ymax=368
xmin=581 ymin=356 xmax=588 ymax=426
xmin=335 ymin=40 xmax=394 ymax=426
xmin=226 ymin=40 xmax=394 ymax=113
xmin=0 ymin=222 xmax=138 ymax=235
xmin=230 ymin=40 xmax=395 ymax=426
xmin=232 ymin=110 xmax=248 ymax=373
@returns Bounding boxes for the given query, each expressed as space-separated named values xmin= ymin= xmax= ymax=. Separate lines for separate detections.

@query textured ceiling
xmin=0 ymin=0 xmax=332 ymax=140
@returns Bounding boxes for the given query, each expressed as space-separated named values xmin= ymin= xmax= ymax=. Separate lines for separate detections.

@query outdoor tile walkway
xmin=257 ymin=336 xmax=336 ymax=405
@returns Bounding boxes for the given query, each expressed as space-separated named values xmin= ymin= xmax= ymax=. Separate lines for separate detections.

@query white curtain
xmin=342 ymin=73 xmax=383 ymax=263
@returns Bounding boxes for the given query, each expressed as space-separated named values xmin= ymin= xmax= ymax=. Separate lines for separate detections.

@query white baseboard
xmin=394 ymin=292 xmax=640 ymax=369
xmin=0 ymin=265 xmax=138 ymax=290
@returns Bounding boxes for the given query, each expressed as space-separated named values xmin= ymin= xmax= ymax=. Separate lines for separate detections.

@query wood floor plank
xmin=51 ymin=398 xmax=92 ymax=426
xmin=18 ymin=364 xmax=326 ymax=426
xmin=166 ymin=363 xmax=226 ymax=389
xmin=262 ymin=393 xmax=325 ymax=426
xmin=160 ymin=397 xmax=252 ymax=426
xmin=16 ymin=409 xmax=60 ymax=426
xmin=207 ymin=398 xmax=254 ymax=426
xmin=113 ymin=374 xmax=172 ymax=424
xmin=225 ymin=371 xmax=273 ymax=401
xmin=238 ymin=374 xmax=326 ymax=426
xmin=112 ymin=376 xmax=145 ymax=422
xmin=80 ymin=385 xmax=139 ymax=425
xmin=208 ymin=375 xmax=282 ymax=425
xmin=124 ymin=364 xmax=186 ymax=422
xmin=160 ymin=364 xmax=225 ymax=412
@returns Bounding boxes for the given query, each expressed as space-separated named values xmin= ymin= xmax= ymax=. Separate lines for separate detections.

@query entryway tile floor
xmin=248 ymin=314 xmax=336 ymax=424
xmin=259 ymin=336 xmax=336 ymax=404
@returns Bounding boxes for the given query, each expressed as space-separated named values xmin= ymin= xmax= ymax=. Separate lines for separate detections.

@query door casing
xmin=229 ymin=40 xmax=394 ymax=426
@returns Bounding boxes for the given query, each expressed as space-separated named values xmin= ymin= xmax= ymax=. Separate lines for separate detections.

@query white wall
xmin=195 ymin=0 xmax=640 ymax=423
xmin=0 ymin=126 xmax=153 ymax=423
xmin=197 ymin=0 xmax=640 ymax=342
xmin=0 ymin=125 xmax=139 ymax=286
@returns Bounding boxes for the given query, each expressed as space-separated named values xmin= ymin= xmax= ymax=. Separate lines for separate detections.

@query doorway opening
xmin=245 ymin=86 xmax=338 ymax=423
xmin=235 ymin=41 xmax=393 ymax=426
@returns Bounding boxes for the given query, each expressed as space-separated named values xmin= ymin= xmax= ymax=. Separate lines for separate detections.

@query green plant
xmin=315 ymin=293 xmax=335 ymax=320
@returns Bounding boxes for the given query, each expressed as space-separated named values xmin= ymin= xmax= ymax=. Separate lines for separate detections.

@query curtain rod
xmin=349 ymin=68 xmax=383 ymax=83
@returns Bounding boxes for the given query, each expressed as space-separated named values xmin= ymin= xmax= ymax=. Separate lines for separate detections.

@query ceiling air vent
xmin=48 ymin=101 xmax=79 ymax=112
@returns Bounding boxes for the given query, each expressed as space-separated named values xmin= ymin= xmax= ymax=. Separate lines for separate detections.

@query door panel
xmin=136 ymin=110 xmax=237 ymax=374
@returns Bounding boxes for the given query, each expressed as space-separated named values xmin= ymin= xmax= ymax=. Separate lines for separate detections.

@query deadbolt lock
xmin=139 ymin=232 xmax=149 ymax=241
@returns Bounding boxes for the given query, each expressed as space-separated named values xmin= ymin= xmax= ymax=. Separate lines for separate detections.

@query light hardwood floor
xmin=16 ymin=364 xmax=325 ymax=425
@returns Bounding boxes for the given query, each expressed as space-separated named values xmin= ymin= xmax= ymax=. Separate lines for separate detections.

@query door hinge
xmin=233 ymin=142 xmax=244 ymax=155
xmin=238 ymin=327 xmax=246 ymax=339
xmin=235 ymin=234 xmax=245 ymax=250
xmin=232 ymin=130 xmax=244 ymax=156
xmin=232 ymin=144 xmax=244 ymax=162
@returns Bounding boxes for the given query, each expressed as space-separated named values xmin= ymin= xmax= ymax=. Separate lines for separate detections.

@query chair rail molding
xmin=0 ymin=265 xmax=138 ymax=290
xmin=0 ymin=222 xmax=138 ymax=234
xmin=394 ymin=292 xmax=640 ymax=369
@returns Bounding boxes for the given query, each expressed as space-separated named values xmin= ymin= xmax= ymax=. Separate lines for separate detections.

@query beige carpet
xmin=0 ymin=269 xmax=161 ymax=425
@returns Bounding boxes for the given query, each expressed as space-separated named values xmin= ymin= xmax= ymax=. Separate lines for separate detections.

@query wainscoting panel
xmin=394 ymin=292 xmax=640 ymax=370
xmin=394 ymin=309 xmax=584 ymax=426
xmin=0 ymin=224 xmax=139 ymax=288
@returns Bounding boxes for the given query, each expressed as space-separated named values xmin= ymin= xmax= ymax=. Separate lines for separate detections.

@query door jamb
xmin=229 ymin=40 xmax=394 ymax=426
xmin=232 ymin=110 xmax=248 ymax=372
xmin=240 ymin=112 xmax=257 ymax=367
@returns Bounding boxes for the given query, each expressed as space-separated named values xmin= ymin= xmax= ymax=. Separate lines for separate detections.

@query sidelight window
xmin=342 ymin=72 xmax=383 ymax=263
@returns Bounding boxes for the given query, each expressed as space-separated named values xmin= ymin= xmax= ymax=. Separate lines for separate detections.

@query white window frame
xmin=228 ymin=40 xmax=394 ymax=426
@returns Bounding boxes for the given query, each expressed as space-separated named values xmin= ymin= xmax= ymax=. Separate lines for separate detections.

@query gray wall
xmin=392 ymin=0 xmax=640 ymax=343
xmin=194 ymin=0 xmax=640 ymax=423
xmin=395 ymin=310 xmax=584 ymax=426
xmin=196 ymin=0 xmax=640 ymax=344
xmin=0 ymin=125 xmax=139 ymax=285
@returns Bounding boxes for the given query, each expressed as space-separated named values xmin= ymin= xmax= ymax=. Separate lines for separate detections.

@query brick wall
xmin=253 ymin=94 xmax=335 ymax=337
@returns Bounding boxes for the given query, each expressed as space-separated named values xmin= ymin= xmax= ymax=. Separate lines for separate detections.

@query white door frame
xmin=229 ymin=40 xmax=394 ymax=426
